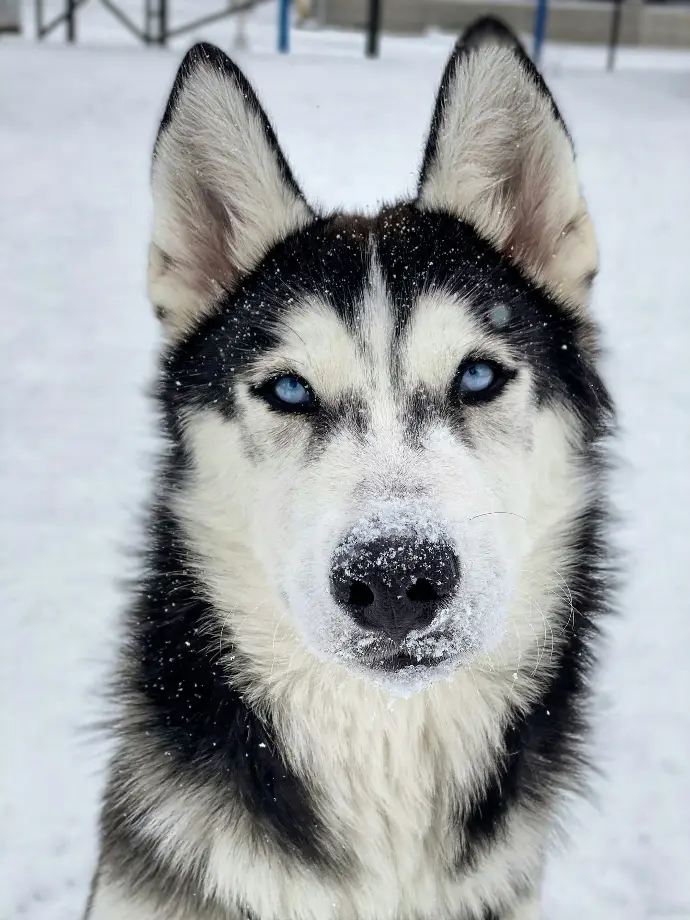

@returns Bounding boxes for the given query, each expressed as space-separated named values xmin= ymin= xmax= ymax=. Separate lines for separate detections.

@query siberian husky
xmin=86 ymin=17 xmax=615 ymax=920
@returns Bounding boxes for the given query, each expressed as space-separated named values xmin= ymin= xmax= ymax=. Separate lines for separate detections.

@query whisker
xmin=467 ymin=510 xmax=531 ymax=525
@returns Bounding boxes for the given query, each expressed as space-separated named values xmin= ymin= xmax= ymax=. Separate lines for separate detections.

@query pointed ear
xmin=417 ymin=18 xmax=597 ymax=311
xmin=149 ymin=43 xmax=314 ymax=340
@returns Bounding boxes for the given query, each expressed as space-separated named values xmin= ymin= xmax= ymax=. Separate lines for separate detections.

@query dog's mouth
xmin=329 ymin=625 xmax=483 ymax=694
xmin=355 ymin=632 xmax=456 ymax=672
xmin=337 ymin=630 xmax=463 ymax=694
xmin=372 ymin=650 xmax=448 ymax=672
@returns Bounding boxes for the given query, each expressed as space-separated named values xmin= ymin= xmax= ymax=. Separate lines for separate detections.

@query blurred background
xmin=1 ymin=1 xmax=689 ymax=918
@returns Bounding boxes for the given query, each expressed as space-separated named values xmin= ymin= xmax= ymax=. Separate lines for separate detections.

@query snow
xmin=1 ymin=2 xmax=690 ymax=917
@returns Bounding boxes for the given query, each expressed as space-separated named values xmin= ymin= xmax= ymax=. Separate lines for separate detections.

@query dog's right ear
xmin=149 ymin=44 xmax=314 ymax=341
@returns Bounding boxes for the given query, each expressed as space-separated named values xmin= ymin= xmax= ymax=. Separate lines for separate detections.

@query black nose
xmin=330 ymin=536 xmax=460 ymax=641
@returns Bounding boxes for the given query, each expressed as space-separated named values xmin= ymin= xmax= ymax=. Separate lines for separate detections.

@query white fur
xmin=417 ymin=45 xmax=597 ymax=312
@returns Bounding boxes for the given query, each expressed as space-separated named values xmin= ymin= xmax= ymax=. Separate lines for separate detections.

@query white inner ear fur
xmin=418 ymin=45 xmax=597 ymax=312
xmin=149 ymin=55 xmax=312 ymax=342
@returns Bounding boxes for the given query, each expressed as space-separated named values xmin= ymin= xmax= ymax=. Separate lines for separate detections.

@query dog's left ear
xmin=417 ymin=18 xmax=597 ymax=311
xmin=149 ymin=43 xmax=314 ymax=341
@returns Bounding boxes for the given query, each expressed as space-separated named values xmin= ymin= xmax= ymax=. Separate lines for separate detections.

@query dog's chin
xmin=349 ymin=653 xmax=463 ymax=697
xmin=333 ymin=635 xmax=475 ymax=698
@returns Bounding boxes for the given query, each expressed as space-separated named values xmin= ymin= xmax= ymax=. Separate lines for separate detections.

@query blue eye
xmin=456 ymin=360 xmax=509 ymax=401
xmin=256 ymin=374 xmax=316 ymax=412
xmin=274 ymin=376 xmax=310 ymax=404
xmin=460 ymin=362 xmax=495 ymax=392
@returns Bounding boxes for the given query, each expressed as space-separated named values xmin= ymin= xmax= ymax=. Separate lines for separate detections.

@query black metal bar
xmin=158 ymin=0 xmax=168 ymax=45
xmin=365 ymin=0 xmax=381 ymax=58
xmin=146 ymin=0 xmax=160 ymax=44
xmin=607 ymin=0 xmax=625 ymax=71
xmin=98 ymin=0 xmax=148 ymax=40
xmin=163 ymin=0 xmax=262 ymax=39
xmin=35 ymin=0 xmax=89 ymax=39
xmin=35 ymin=0 xmax=44 ymax=38
xmin=532 ymin=0 xmax=549 ymax=64
xmin=38 ymin=11 xmax=66 ymax=37
xmin=66 ymin=0 xmax=76 ymax=41
xmin=144 ymin=0 xmax=152 ymax=42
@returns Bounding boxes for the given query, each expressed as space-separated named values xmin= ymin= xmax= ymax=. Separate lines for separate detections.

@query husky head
xmin=149 ymin=25 xmax=611 ymax=696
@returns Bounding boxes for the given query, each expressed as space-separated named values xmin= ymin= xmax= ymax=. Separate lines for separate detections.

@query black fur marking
xmin=455 ymin=500 xmax=614 ymax=867
xmin=403 ymin=387 xmax=443 ymax=445
xmin=376 ymin=205 xmax=526 ymax=340
xmin=155 ymin=42 xmax=306 ymax=206
xmin=159 ymin=217 xmax=368 ymax=425
xmin=418 ymin=16 xmax=570 ymax=192
xmin=307 ymin=393 xmax=369 ymax=453
xmin=103 ymin=505 xmax=338 ymax=890
xmin=373 ymin=206 xmax=612 ymax=443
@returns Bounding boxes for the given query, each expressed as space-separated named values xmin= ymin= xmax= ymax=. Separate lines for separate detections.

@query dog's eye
xmin=461 ymin=362 xmax=495 ymax=392
xmin=255 ymin=374 xmax=316 ymax=413
xmin=274 ymin=376 xmax=311 ymax=405
xmin=455 ymin=360 xmax=509 ymax=402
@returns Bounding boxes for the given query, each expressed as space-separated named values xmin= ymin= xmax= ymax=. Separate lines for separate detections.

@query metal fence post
xmin=159 ymin=0 xmax=167 ymax=45
xmin=66 ymin=0 xmax=76 ymax=41
xmin=607 ymin=0 xmax=625 ymax=71
xmin=278 ymin=0 xmax=290 ymax=52
xmin=35 ymin=0 xmax=44 ymax=38
xmin=365 ymin=0 xmax=380 ymax=57
xmin=532 ymin=0 xmax=548 ymax=63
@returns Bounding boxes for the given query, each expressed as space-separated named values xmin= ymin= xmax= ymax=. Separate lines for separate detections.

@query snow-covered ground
xmin=1 ymin=3 xmax=689 ymax=918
